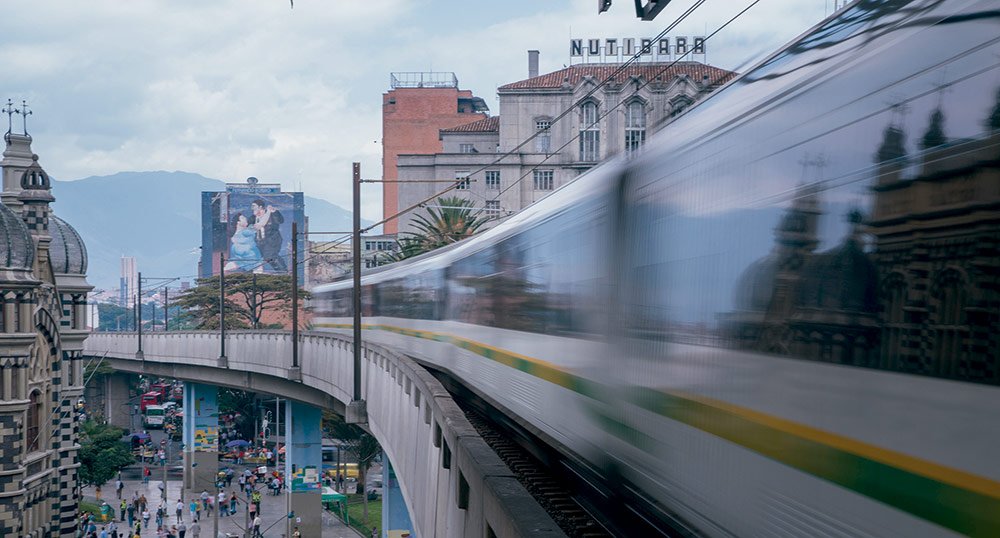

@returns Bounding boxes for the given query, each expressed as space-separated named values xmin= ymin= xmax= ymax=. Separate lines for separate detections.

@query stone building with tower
xmin=0 ymin=119 xmax=91 ymax=536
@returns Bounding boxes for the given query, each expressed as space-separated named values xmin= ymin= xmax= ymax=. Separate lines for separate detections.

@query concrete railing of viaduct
xmin=84 ymin=331 xmax=565 ymax=538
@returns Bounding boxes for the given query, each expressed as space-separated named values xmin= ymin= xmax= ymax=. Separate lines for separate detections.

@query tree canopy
xmin=174 ymin=273 xmax=310 ymax=330
xmin=78 ymin=420 xmax=134 ymax=487
xmin=323 ymin=410 xmax=382 ymax=521
xmin=382 ymin=196 xmax=489 ymax=263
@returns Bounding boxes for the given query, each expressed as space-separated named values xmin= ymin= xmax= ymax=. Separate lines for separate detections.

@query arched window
xmin=625 ymin=101 xmax=646 ymax=154
xmin=932 ymin=269 xmax=967 ymax=377
xmin=579 ymin=102 xmax=600 ymax=162
xmin=26 ymin=390 xmax=41 ymax=452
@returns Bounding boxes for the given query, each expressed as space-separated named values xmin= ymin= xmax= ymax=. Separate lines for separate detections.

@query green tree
xmin=323 ymin=411 xmax=382 ymax=523
xmin=383 ymin=196 xmax=489 ymax=263
xmin=78 ymin=420 xmax=134 ymax=487
xmin=217 ymin=388 xmax=261 ymax=442
xmin=174 ymin=273 xmax=309 ymax=330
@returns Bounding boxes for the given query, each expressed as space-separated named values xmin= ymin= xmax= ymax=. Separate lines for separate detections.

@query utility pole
xmin=290 ymin=221 xmax=301 ymax=381
xmin=346 ymin=162 xmax=367 ymax=424
xmin=219 ymin=252 xmax=227 ymax=367
xmin=136 ymin=273 xmax=144 ymax=359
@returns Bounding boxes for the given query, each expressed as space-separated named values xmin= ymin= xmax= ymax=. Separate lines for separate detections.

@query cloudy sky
xmin=1 ymin=0 xmax=830 ymax=220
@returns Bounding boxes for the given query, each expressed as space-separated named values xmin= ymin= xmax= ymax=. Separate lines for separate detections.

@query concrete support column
xmin=104 ymin=373 xmax=131 ymax=430
xmin=182 ymin=382 xmax=219 ymax=496
xmin=284 ymin=400 xmax=321 ymax=538
xmin=381 ymin=452 xmax=413 ymax=538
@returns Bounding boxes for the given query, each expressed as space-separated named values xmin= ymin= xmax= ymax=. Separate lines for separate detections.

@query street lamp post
xmin=290 ymin=222 xmax=301 ymax=381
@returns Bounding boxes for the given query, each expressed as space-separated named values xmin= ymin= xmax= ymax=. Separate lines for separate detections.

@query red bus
xmin=150 ymin=382 xmax=171 ymax=398
xmin=140 ymin=391 xmax=163 ymax=412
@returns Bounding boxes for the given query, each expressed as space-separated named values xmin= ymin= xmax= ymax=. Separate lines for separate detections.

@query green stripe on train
xmin=628 ymin=387 xmax=1000 ymax=537
xmin=318 ymin=322 xmax=997 ymax=536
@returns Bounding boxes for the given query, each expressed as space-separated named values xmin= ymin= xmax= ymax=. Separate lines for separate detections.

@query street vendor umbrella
xmin=225 ymin=439 xmax=250 ymax=449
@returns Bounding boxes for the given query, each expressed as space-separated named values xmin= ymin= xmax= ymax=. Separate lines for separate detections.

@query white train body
xmin=312 ymin=1 xmax=1000 ymax=535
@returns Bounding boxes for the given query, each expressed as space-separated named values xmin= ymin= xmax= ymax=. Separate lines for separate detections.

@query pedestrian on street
xmin=177 ymin=520 xmax=186 ymax=538
xmin=116 ymin=479 xmax=124 ymax=500
xmin=95 ymin=485 xmax=102 ymax=502
xmin=292 ymin=526 xmax=301 ymax=538
xmin=217 ymin=491 xmax=226 ymax=518
xmin=139 ymin=494 xmax=148 ymax=513
xmin=126 ymin=502 xmax=135 ymax=529
xmin=189 ymin=499 xmax=198 ymax=522
xmin=176 ymin=499 xmax=184 ymax=522
xmin=143 ymin=466 xmax=151 ymax=484
xmin=119 ymin=499 xmax=127 ymax=521
xmin=229 ymin=492 xmax=238 ymax=515
xmin=188 ymin=520 xmax=201 ymax=538
xmin=141 ymin=509 xmax=150 ymax=529
xmin=252 ymin=514 xmax=262 ymax=538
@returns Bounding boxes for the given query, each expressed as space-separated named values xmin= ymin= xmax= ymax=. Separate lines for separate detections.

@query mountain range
xmin=49 ymin=171 xmax=363 ymax=290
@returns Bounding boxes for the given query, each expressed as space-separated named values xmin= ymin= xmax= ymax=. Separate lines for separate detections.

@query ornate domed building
xmin=723 ymin=184 xmax=881 ymax=366
xmin=0 ymin=127 xmax=91 ymax=537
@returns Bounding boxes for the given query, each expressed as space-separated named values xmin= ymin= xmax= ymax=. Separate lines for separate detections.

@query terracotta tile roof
xmin=440 ymin=116 xmax=500 ymax=133
xmin=498 ymin=62 xmax=735 ymax=91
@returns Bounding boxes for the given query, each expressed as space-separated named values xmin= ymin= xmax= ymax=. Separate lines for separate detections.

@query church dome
xmin=796 ymin=236 xmax=878 ymax=313
xmin=0 ymin=202 xmax=35 ymax=270
xmin=48 ymin=215 xmax=87 ymax=275
xmin=734 ymin=254 xmax=779 ymax=311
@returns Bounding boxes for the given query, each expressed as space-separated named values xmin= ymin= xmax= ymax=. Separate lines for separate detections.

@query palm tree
xmin=383 ymin=196 xmax=489 ymax=262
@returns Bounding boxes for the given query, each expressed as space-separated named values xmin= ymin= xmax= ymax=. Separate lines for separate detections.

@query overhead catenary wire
xmin=362 ymin=0 xmax=713 ymax=233
xmin=495 ymin=0 xmax=764 ymax=201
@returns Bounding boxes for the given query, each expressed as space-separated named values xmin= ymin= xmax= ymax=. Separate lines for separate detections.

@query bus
xmin=144 ymin=405 xmax=166 ymax=428
xmin=140 ymin=391 xmax=163 ymax=412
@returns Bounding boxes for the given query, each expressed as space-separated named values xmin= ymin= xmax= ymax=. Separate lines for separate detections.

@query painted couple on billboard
xmin=224 ymin=195 xmax=291 ymax=274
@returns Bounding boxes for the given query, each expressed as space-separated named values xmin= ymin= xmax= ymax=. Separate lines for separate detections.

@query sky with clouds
xmin=1 ymin=0 xmax=831 ymax=220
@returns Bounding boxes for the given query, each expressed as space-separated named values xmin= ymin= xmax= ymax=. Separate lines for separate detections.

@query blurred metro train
xmin=312 ymin=1 xmax=1000 ymax=536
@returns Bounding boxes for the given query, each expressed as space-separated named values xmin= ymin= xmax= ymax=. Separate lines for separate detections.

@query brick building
xmin=381 ymin=72 xmax=489 ymax=234
xmin=0 ymin=129 xmax=91 ymax=536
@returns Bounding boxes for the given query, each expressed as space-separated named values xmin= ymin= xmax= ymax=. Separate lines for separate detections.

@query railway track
xmin=421 ymin=363 xmax=691 ymax=538
xmin=462 ymin=407 xmax=611 ymax=538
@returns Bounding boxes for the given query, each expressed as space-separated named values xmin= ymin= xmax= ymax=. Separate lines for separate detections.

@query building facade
xmin=394 ymin=55 xmax=734 ymax=235
xmin=382 ymin=72 xmax=489 ymax=234
xmin=0 ymin=130 xmax=92 ymax=537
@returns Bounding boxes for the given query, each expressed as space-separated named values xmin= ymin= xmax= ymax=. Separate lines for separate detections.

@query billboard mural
xmin=200 ymin=179 xmax=306 ymax=281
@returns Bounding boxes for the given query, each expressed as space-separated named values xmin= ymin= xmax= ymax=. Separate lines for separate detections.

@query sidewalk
xmin=81 ymin=472 xmax=362 ymax=538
